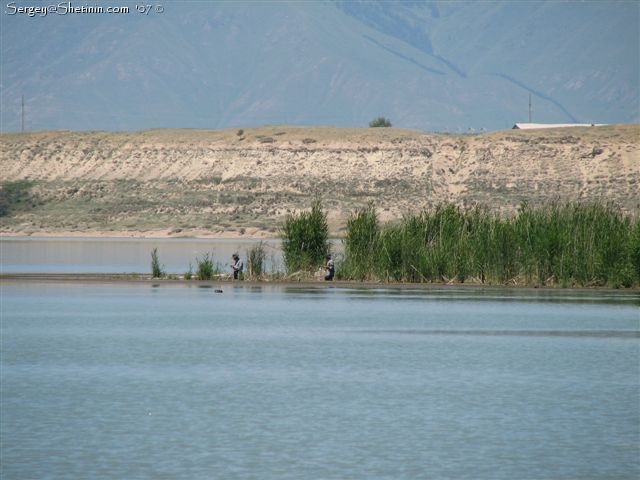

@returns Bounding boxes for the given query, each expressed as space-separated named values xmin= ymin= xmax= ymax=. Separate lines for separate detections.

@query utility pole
xmin=21 ymin=95 xmax=25 ymax=132
xmin=528 ymin=94 xmax=532 ymax=123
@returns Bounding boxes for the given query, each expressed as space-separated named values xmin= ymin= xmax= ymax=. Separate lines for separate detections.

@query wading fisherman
xmin=324 ymin=255 xmax=335 ymax=281
xmin=231 ymin=253 xmax=244 ymax=280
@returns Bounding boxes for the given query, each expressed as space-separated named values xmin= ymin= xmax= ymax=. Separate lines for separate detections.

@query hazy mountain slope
xmin=338 ymin=1 xmax=639 ymax=124
xmin=1 ymin=1 xmax=637 ymax=132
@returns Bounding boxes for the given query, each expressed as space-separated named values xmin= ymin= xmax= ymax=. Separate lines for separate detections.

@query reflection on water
xmin=359 ymin=329 xmax=640 ymax=338
xmin=1 ymin=283 xmax=639 ymax=479
xmin=283 ymin=286 xmax=640 ymax=306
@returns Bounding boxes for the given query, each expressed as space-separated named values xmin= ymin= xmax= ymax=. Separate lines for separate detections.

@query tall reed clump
xmin=339 ymin=203 xmax=379 ymax=280
xmin=280 ymin=198 xmax=330 ymax=273
xmin=151 ymin=247 xmax=165 ymax=278
xmin=373 ymin=204 xmax=478 ymax=282
xmin=339 ymin=201 xmax=638 ymax=287
xmin=246 ymin=242 xmax=267 ymax=279
xmin=195 ymin=252 xmax=216 ymax=280
xmin=513 ymin=202 xmax=635 ymax=287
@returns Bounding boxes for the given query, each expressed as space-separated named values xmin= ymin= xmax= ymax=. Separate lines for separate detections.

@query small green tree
xmin=369 ymin=117 xmax=392 ymax=128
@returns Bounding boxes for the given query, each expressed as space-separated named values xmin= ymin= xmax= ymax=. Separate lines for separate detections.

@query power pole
xmin=528 ymin=94 xmax=532 ymax=123
xmin=21 ymin=95 xmax=25 ymax=132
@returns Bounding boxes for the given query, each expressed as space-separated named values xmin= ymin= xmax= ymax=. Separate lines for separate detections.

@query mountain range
xmin=1 ymin=0 xmax=638 ymax=132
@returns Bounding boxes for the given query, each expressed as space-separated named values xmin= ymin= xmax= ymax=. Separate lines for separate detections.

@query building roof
xmin=512 ymin=123 xmax=607 ymax=130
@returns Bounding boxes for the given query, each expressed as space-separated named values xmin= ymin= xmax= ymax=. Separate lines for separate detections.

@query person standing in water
xmin=324 ymin=255 xmax=334 ymax=281
xmin=231 ymin=253 xmax=243 ymax=280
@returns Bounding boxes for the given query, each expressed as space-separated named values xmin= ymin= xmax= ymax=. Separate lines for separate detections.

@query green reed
xmin=184 ymin=262 xmax=193 ymax=280
xmin=339 ymin=203 xmax=379 ymax=280
xmin=339 ymin=202 xmax=638 ymax=287
xmin=195 ymin=252 xmax=217 ymax=280
xmin=280 ymin=198 xmax=330 ymax=273
xmin=246 ymin=241 xmax=267 ymax=279
xmin=150 ymin=247 xmax=165 ymax=278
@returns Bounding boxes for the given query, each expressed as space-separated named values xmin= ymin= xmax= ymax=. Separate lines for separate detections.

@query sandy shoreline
xmin=0 ymin=228 xmax=278 ymax=240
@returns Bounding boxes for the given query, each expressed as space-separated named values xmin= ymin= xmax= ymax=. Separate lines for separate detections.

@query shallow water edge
xmin=2 ymin=273 xmax=639 ymax=292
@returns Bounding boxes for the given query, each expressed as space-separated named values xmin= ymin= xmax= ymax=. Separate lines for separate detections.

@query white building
xmin=512 ymin=123 xmax=606 ymax=130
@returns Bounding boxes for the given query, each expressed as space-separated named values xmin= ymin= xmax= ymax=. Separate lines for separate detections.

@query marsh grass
xmin=338 ymin=203 xmax=379 ymax=280
xmin=246 ymin=242 xmax=267 ymax=279
xmin=150 ymin=247 xmax=165 ymax=278
xmin=630 ymin=220 xmax=640 ymax=282
xmin=513 ymin=202 xmax=635 ymax=287
xmin=280 ymin=198 xmax=330 ymax=273
xmin=184 ymin=262 xmax=193 ymax=280
xmin=338 ymin=202 xmax=639 ymax=287
xmin=196 ymin=252 xmax=218 ymax=280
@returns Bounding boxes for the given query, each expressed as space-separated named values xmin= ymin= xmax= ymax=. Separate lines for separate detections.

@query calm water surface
xmin=0 ymin=237 xmax=285 ymax=273
xmin=1 ymin=283 xmax=639 ymax=479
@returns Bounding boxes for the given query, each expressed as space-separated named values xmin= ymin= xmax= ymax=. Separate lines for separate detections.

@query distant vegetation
xmin=337 ymin=202 xmax=640 ymax=288
xmin=369 ymin=117 xmax=392 ymax=127
xmin=280 ymin=198 xmax=331 ymax=273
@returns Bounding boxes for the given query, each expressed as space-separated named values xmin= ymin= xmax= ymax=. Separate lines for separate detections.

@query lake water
xmin=0 ymin=237 xmax=286 ymax=274
xmin=1 ymin=282 xmax=638 ymax=479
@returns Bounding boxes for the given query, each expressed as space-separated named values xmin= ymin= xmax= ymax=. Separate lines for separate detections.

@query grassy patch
xmin=0 ymin=180 xmax=35 ymax=217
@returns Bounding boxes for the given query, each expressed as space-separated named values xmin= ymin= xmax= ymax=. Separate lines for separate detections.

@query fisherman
xmin=324 ymin=254 xmax=334 ymax=281
xmin=231 ymin=253 xmax=244 ymax=280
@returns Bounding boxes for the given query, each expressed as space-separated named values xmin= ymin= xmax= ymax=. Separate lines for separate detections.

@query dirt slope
xmin=1 ymin=125 xmax=638 ymax=237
